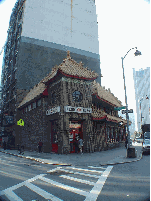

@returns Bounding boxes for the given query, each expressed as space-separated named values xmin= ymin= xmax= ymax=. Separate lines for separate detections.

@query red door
xmin=51 ymin=121 xmax=58 ymax=153
xmin=69 ymin=129 xmax=80 ymax=153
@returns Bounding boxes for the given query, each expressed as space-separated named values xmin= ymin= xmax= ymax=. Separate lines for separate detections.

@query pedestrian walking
xmin=125 ymin=137 xmax=128 ymax=149
xmin=74 ymin=138 xmax=79 ymax=154
xmin=3 ymin=141 xmax=6 ymax=150
xmin=78 ymin=137 xmax=83 ymax=154
xmin=19 ymin=145 xmax=24 ymax=155
xmin=38 ymin=140 xmax=43 ymax=153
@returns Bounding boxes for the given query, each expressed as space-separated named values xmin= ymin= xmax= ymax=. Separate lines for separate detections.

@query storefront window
xmin=51 ymin=92 xmax=56 ymax=104
xmin=111 ymin=128 xmax=113 ymax=142
xmin=37 ymin=99 xmax=41 ymax=107
xmin=28 ymin=104 xmax=31 ymax=111
xmin=107 ymin=127 xmax=110 ymax=142
xmin=32 ymin=102 xmax=36 ymax=109
xmin=51 ymin=121 xmax=58 ymax=143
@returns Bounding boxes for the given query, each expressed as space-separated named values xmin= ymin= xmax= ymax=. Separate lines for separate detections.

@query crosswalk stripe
xmin=47 ymin=167 xmax=61 ymax=173
xmin=59 ymin=175 xmax=95 ymax=186
xmin=3 ymin=190 xmax=23 ymax=201
xmin=58 ymin=169 xmax=100 ymax=178
xmin=0 ymin=162 xmax=15 ymax=167
xmin=65 ymin=167 xmax=103 ymax=173
xmin=84 ymin=166 xmax=113 ymax=201
xmin=39 ymin=175 xmax=89 ymax=197
xmin=25 ymin=182 xmax=63 ymax=201
xmin=88 ymin=166 xmax=106 ymax=169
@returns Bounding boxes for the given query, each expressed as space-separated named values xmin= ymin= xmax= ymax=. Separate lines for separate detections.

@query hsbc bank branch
xmin=16 ymin=52 xmax=127 ymax=154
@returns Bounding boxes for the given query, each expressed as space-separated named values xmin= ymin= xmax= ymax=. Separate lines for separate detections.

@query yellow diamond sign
xmin=17 ymin=119 xmax=24 ymax=126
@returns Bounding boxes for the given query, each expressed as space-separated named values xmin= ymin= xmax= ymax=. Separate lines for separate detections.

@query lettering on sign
xmin=46 ymin=106 xmax=60 ymax=115
xmin=64 ymin=106 xmax=92 ymax=113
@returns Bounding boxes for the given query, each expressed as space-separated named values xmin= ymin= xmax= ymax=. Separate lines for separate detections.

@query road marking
xmin=0 ymin=162 xmax=15 ymax=167
xmin=0 ymin=166 xmax=113 ymax=201
xmin=0 ymin=174 xmax=45 ymax=193
xmin=3 ymin=190 xmax=23 ymax=201
xmin=88 ymin=166 xmax=106 ymax=169
xmin=84 ymin=166 xmax=113 ymax=201
xmin=39 ymin=175 xmax=89 ymax=197
xmin=65 ymin=166 xmax=103 ymax=173
xmin=58 ymin=169 xmax=100 ymax=178
xmin=47 ymin=167 xmax=61 ymax=173
xmin=59 ymin=175 xmax=95 ymax=185
xmin=25 ymin=182 xmax=63 ymax=201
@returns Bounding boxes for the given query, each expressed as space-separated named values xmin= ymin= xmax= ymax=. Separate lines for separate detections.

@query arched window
xmin=72 ymin=91 xmax=83 ymax=102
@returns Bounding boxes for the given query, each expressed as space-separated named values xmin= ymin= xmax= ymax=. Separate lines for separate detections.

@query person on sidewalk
xmin=74 ymin=138 xmax=79 ymax=154
xmin=3 ymin=141 xmax=6 ymax=150
xmin=78 ymin=137 xmax=83 ymax=154
xmin=125 ymin=137 xmax=128 ymax=149
xmin=19 ymin=145 xmax=24 ymax=155
xmin=38 ymin=140 xmax=43 ymax=153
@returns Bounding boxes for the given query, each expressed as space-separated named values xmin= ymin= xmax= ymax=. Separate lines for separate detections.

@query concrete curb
xmin=0 ymin=149 xmax=143 ymax=167
xmin=100 ymin=152 xmax=143 ymax=166
xmin=0 ymin=150 xmax=72 ymax=166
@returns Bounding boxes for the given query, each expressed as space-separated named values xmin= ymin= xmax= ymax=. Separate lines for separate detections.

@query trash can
xmin=126 ymin=147 xmax=136 ymax=158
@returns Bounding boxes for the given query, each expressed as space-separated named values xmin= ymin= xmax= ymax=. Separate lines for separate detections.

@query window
xmin=28 ymin=104 xmax=31 ymax=111
xmin=32 ymin=102 xmax=36 ymax=109
xmin=72 ymin=91 xmax=83 ymax=102
xmin=51 ymin=92 xmax=56 ymax=104
xmin=25 ymin=107 xmax=27 ymax=113
xmin=37 ymin=99 xmax=41 ymax=107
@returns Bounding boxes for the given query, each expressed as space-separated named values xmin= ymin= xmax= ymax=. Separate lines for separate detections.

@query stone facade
xmin=16 ymin=54 xmax=127 ymax=154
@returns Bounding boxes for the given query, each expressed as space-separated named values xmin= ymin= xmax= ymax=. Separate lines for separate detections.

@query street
xmin=0 ymin=151 xmax=150 ymax=201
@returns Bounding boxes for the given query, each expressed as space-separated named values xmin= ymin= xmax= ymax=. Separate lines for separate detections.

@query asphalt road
xmin=0 ymin=151 xmax=150 ymax=201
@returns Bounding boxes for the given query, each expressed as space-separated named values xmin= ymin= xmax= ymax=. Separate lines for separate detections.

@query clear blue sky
xmin=0 ymin=0 xmax=150 ymax=131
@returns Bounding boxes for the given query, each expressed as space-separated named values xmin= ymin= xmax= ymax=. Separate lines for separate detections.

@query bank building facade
xmin=16 ymin=52 xmax=127 ymax=154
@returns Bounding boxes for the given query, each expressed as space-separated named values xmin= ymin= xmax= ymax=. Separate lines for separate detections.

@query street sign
xmin=122 ymin=109 xmax=133 ymax=114
xmin=114 ymin=106 xmax=126 ymax=111
xmin=17 ymin=119 xmax=24 ymax=126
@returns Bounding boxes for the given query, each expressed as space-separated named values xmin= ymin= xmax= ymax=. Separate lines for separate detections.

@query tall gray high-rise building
xmin=133 ymin=67 xmax=150 ymax=131
xmin=1 ymin=0 xmax=101 ymax=120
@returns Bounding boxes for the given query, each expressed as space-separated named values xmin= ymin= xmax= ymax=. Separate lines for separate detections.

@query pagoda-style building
xmin=16 ymin=51 xmax=127 ymax=154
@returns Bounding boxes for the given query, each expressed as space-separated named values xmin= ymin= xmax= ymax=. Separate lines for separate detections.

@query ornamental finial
xmin=67 ymin=50 xmax=71 ymax=58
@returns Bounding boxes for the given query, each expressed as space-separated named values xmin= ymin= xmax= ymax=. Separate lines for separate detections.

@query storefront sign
xmin=69 ymin=123 xmax=81 ymax=128
xmin=64 ymin=106 xmax=92 ymax=113
xmin=46 ymin=106 xmax=60 ymax=115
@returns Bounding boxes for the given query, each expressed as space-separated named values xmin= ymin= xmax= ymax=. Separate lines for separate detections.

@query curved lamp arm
xmin=122 ymin=47 xmax=137 ymax=60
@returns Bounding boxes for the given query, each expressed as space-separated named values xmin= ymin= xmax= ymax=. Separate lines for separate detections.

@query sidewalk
xmin=0 ymin=143 xmax=142 ymax=167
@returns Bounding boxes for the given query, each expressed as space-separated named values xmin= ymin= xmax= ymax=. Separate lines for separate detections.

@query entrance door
xmin=51 ymin=120 xmax=58 ymax=153
xmin=69 ymin=129 xmax=80 ymax=153
xmin=69 ymin=121 xmax=83 ymax=153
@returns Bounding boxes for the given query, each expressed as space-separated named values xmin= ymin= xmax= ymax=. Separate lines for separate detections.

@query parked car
xmin=142 ymin=139 xmax=150 ymax=154
xmin=144 ymin=132 xmax=150 ymax=140
xmin=136 ymin=138 xmax=143 ymax=143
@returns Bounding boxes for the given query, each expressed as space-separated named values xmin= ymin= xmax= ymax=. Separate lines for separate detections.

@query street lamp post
xmin=121 ymin=47 xmax=141 ymax=157
xmin=139 ymin=97 xmax=143 ymax=133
